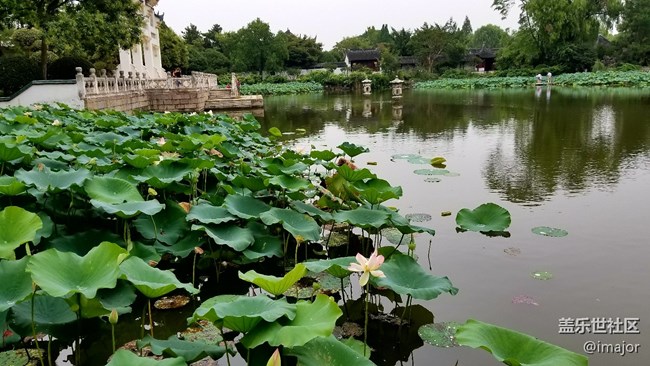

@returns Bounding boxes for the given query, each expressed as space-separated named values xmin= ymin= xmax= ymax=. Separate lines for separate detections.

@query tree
xmin=1 ymin=0 xmax=142 ymax=79
xmin=202 ymin=23 xmax=223 ymax=49
xmin=332 ymin=36 xmax=373 ymax=59
xmin=390 ymin=27 xmax=413 ymax=56
xmin=182 ymin=24 xmax=203 ymax=46
xmin=616 ymin=0 xmax=650 ymax=65
xmin=229 ymin=18 xmax=288 ymax=75
xmin=471 ymin=24 xmax=510 ymax=49
xmin=284 ymin=31 xmax=323 ymax=69
xmin=461 ymin=16 xmax=473 ymax=36
xmin=410 ymin=20 xmax=466 ymax=72
xmin=159 ymin=22 xmax=188 ymax=71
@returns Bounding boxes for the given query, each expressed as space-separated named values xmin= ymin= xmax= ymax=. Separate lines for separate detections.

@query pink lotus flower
xmin=348 ymin=250 xmax=385 ymax=286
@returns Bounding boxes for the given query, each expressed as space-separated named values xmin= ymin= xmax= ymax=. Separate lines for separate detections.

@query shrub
xmin=48 ymin=56 xmax=93 ymax=79
xmin=0 ymin=55 xmax=40 ymax=96
xmin=593 ymin=60 xmax=607 ymax=72
xmin=616 ymin=63 xmax=641 ymax=72
xmin=441 ymin=68 xmax=475 ymax=79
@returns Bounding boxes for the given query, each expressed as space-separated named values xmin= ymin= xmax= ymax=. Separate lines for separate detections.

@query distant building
xmin=344 ymin=49 xmax=381 ymax=71
xmin=116 ymin=0 xmax=165 ymax=78
xmin=466 ymin=46 xmax=498 ymax=72
xmin=398 ymin=56 xmax=417 ymax=69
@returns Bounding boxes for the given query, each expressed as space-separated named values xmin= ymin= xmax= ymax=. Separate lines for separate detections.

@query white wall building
xmin=116 ymin=0 xmax=165 ymax=78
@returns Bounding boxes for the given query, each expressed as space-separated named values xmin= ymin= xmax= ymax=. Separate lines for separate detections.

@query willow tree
xmin=1 ymin=0 xmax=142 ymax=78
xmin=492 ymin=0 xmax=622 ymax=68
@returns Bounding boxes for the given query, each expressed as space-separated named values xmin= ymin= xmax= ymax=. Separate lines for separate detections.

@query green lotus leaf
xmin=455 ymin=319 xmax=588 ymax=366
xmin=137 ymin=335 xmax=229 ymax=363
xmin=241 ymin=229 xmax=283 ymax=260
xmin=333 ymin=207 xmax=390 ymax=229
xmin=241 ymin=294 xmax=342 ymax=348
xmin=154 ymin=231 xmax=204 ymax=258
xmin=268 ymin=174 xmax=311 ymax=191
xmin=186 ymin=203 xmax=237 ymax=225
xmin=413 ymin=168 xmax=451 ymax=176
xmin=106 ymin=350 xmax=186 ymax=366
xmin=238 ymin=264 xmax=307 ymax=296
xmin=85 ymin=131 xmax=130 ymax=146
xmin=232 ymin=175 xmax=268 ymax=191
xmin=133 ymin=161 xmax=195 ymax=188
xmin=120 ymin=256 xmax=198 ymax=298
xmin=532 ymin=226 xmax=568 ymax=237
xmin=303 ymin=257 xmax=355 ymax=278
xmin=337 ymin=142 xmax=369 ymax=157
xmin=339 ymin=336 xmax=371 ymax=358
xmin=27 ymin=242 xmax=127 ymax=299
xmin=268 ymin=127 xmax=283 ymax=137
xmin=456 ymin=203 xmax=511 ymax=232
xmin=336 ymin=164 xmax=377 ymax=182
xmin=354 ymin=178 xmax=403 ymax=204
xmin=15 ymin=167 xmax=91 ymax=191
xmin=0 ymin=176 xmax=26 ymax=196
xmin=391 ymin=153 xmax=420 ymax=160
xmin=286 ymin=335 xmax=376 ymax=365
xmin=189 ymin=295 xmax=296 ymax=332
xmin=380 ymin=227 xmax=408 ymax=245
xmin=259 ymin=208 xmax=321 ymax=242
xmin=418 ymin=322 xmax=461 ymax=348
xmin=310 ymin=149 xmax=337 ymax=161
xmin=90 ymin=199 xmax=165 ymax=218
xmin=0 ymin=257 xmax=32 ymax=311
xmin=0 ymin=206 xmax=43 ymax=260
xmin=33 ymin=212 xmax=53 ymax=245
xmin=0 ymin=141 xmax=32 ymax=163
xmin=430 ymin=156 xmax=447 ymax=168
xmin=290 ymin=201 xmax=333 ymax=222
xmin=84 ymin=176 xmax=144 ymax=203
xmin=134 ymin=201 xmax=189 ymax=245
xmin=407 ymin=157 xmax=432 ymax=164
xmin=47 ymin=229 xmax=121 ymax=256
xmin=123 ymin=154 xmax=158 ymax=168
xmin=224 ymin=195 xmax=271 ymax=220
xmin=9 ymin=294 xmax=77 ymax=337
xmin=372 ymin=252 xmax=457 ymax=300
xmin=192 ymin=224 xmax=254 ymax=251
xmin=0 ymin=349 xmax=42 ymax=366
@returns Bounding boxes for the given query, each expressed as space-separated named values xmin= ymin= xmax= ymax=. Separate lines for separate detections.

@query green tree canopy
xmin=283 ymin=31 xmax=323 ymax=69
xmin=471 ymin=24 xmax=510 ymax=49
xmin=616 ymin=0 xmax=650 ymax=65
xmin=159 ymin=22 xmax=188 ymax=71
xmin=229 ymin=18 xmax=288 ymax=75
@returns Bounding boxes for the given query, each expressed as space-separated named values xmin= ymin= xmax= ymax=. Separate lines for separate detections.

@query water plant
xmin=0 ymin=104 xmax=586 ymax=366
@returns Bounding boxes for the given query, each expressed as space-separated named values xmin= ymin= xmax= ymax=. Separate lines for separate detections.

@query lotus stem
xmin=340 ymin=278 xmax=349 ymax=318
xmin=30 ymin=288 xmax=45 ymax=366
xmin=148 ymin=299 xmax=154 ymax=337
xmin=363 ymin=282 xmax=370 ymax=358
xmin=149 ymin=215 xmax=158 ymax=241
xmin=48 ymin=338 xmax=52 ymax=366
xmin=75 ymin=293 xmax=82 ymax=366
xmin=427 ymin=239 xmax=433 ymax=271
xmin=192 ymin=252 xmax=198 ymax=288
xmin=111 ymin=325 xmax=116 ymax=353
xmin=220 ymin=327 xmax=231 ymax=366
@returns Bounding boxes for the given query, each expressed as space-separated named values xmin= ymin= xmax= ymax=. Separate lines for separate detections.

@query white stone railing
xmin=76 ymin=67 xmax=219 ymax=98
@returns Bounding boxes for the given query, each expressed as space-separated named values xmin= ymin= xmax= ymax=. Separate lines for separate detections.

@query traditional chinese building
xmin=116 ymin=0 xmax=165 ymax=78
xmin=344 ymin=49 xmax=381 ymax=71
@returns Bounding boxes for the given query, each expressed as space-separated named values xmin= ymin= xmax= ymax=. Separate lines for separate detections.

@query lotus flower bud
xmin=109 ymin=309 xmax=119 ymax=325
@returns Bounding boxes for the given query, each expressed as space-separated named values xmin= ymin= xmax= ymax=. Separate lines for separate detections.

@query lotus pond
xmin=0 ymin=86 xmax=648 ymax=366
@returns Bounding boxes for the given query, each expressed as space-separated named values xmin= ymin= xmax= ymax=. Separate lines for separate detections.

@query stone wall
xmin=84 ymin=91 xmax=149 ymax=112
xmin=83 ymin=89 xmax=209 ymax=113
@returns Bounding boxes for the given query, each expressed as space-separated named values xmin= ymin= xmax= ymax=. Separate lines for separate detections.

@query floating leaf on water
xmin=366 ymin=161 xmax=377 ymax=165
xmin=441 ymin=211 xmax=452 ymax=217
xmin=405 ymin=213 xmax=432 ymax=223
xmin=456 ymin=203 xmax=511 ymax=233
xmin=391 ymin=153 xmax=420 ymax=160
xmin=504 ymin=247 xmax=521 ymax=256
xmin=154 ymin=295 xmax=191 ymax=310
xmin=443 ymin=172 xmax=460 ymax=177
xmin=407 ymin=157 xmax=431 ymax=164
xmin=418 ymin=322 xmax=461 ymax=348
xmin=0 ymin=349 xmax=42 ymax=366
xmin=512 ymin=295 xmax=539 ymax=306
xmin=295 ymin=128 xmax=307 ymax=134
xmin=424 ymin=177 xmax=441 ymax=183
xmin=333 ymin=322 xmax=364 ymax=338
xmin=380 ymin=227 xmax=407 ymax=246
xmin=413 ymin=169 xmax=450 ymax=176
xmin=268 ymin=127 xmax=282 ymax=137
xmin=531 ymin=271 xmax=553 ymax=280
xmin=531 ymin=226 xmax=568 ymax=237
xmin=430 ymin=157 xmax=447 ymax=168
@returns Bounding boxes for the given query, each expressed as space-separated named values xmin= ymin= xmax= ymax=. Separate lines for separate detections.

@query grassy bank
xmin=414 ymin=71 xmax=650 ymax=90
xmin=238 ymin=81 xmax=323 ymax=95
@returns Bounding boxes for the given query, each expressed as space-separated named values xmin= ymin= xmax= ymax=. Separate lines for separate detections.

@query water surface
xmin=261 ymin=88 xmax=650 ymax=366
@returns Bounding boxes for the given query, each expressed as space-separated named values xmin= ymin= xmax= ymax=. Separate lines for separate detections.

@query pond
xmin=260 ymin=87 xmax=650 ymax=366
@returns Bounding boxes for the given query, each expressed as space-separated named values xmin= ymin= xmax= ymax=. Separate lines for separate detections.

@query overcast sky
xmin=156 ymin=1 xmax=520 ymax=50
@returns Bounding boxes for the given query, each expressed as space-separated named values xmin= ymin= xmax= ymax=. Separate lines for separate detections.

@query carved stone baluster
xmin=75 ymin=67 xmax=86 ymax=99
xmin=90 ymin=68 xmax=99 ymax=94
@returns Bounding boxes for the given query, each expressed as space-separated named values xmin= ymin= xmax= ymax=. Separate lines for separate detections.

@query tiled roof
xmin=346 ymin=49 xmax=381 ymax=62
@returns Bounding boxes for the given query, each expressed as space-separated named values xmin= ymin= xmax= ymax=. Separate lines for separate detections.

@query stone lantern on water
xmin=390 ymin=77 xmax=404 ymax=98
xmin=362 ymin=79 xmax=372 ymax=95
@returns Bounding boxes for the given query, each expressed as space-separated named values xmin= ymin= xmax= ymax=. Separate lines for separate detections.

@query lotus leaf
xmin=0 ymin=257 xmax=32 ymax=311
xmin=120 ymin=256 xmax=198 ymax=298
xmin=303 ymin=257 xmax=355 ymax=278
xmin=0 ymin=176 xmax=26 ymax=196
xmin=192 ymin=224 xmax=254 ymax=251
xmin=0 ymin=141 xmax=32 ymax=163
xmin=286 ymin=335 xmax=376 ymax=365
xmin=106 ymin=350 xmax=186 ymax=366
xmin=407 ymin=157 xmax=432 ymax=164
xmin=268 ymin=127 xmax=282 ymax=137
xmin=9 ymin=294 xmax=77 ymax=336
xmin=310 ymin=149 xmax=337 ymax=161
xmin=133 ymin=162 xmax=195 ymax=188
xmin=290 ymin=201 xmax=333 ymax=222
xmin=391 ymin=153 xmax=420 ymax=160
xmin=28 ymin=242 xmax=126 ymax=299
xmin=84 ymin=176 xmax=144 ymax=203
xmin=224 ymin=195 xmax=271 ymax=219
xmin=413 ymin=168 xmax=451 ymax=176
xmin=456 ymin=203 xmax=511 ymax=232
xmin=269 ymin=174 xmax=311 ymax=191
xmin=372 ymin=252 xmax=457 ymax=300
xmin=455 ymin=319 xmax=588 ymax=366
xmin=532 ymin=226 xmax=568 ymax=237
xmin=405 ymin=213 xmax=432 ymax=223
xmin=137 ymin=335 xmax=229 ymax=363
xmin=337 ymin=142 xmax=369 ymax=157
xmin=242 ymin=232 xmax=283 ymax=260
xmin=186 ymin=203 xmax=237 ymax=225
xmin=260 ymin=208 xmax=321 ymax=242
xmin=134 ymin=201 xmax=189 ymax=244
xmin=0 ymin=349 xmax=41 ymax=366
xmin=333 ymin=207 xmax=390 ymax=229
xmin=418 ymin=322 xmax=461 ymax=348
xmin=339 ymin=337 xmax=371 ymax=358
xmin=232 ymin=175 xmax=268 ymax=191
xmin=241 ymin=294 xmax=342 ymax=348
xmin=15 ymin=167 xmax=91 ymax=191
xmin=0 ymin=206 xmax=42 ymax=259
xmin=239 ymin=264 xmax=307 ymax=296
xmin=531 ymin=271 xmax=553 ymax=280
xmin=336 ymin=164 xmax=377 ymax=182
xmin=90 ymin=200 xmax=166 ymax=218
xmin=353 ymin=178 xmax=403 ymax=204
xmin=154 ymin=231 xmax=204 ymax=258
xmin=189 ymin=295 xmax=296 ymax=332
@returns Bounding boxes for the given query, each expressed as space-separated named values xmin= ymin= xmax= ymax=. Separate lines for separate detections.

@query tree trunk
xmin=40 ymin=33 xmax=48 ymax=80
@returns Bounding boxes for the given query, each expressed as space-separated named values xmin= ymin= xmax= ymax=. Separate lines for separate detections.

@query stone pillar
xmin=132 ymin=43 xmax=144 ymax=73
xmin=362 ymin=79 xmax=372 ymax=95
xmin=390 ymin=78 xmax=404 ymax=98
xmin=75 ymin=67 xmax=86 ymax=99
xmin=231 ymin=73 xmax=240 ymax=97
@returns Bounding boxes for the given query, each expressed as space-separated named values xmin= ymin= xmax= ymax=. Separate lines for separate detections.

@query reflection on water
xmin=262 ymin=88 xmax=650 ymax=205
